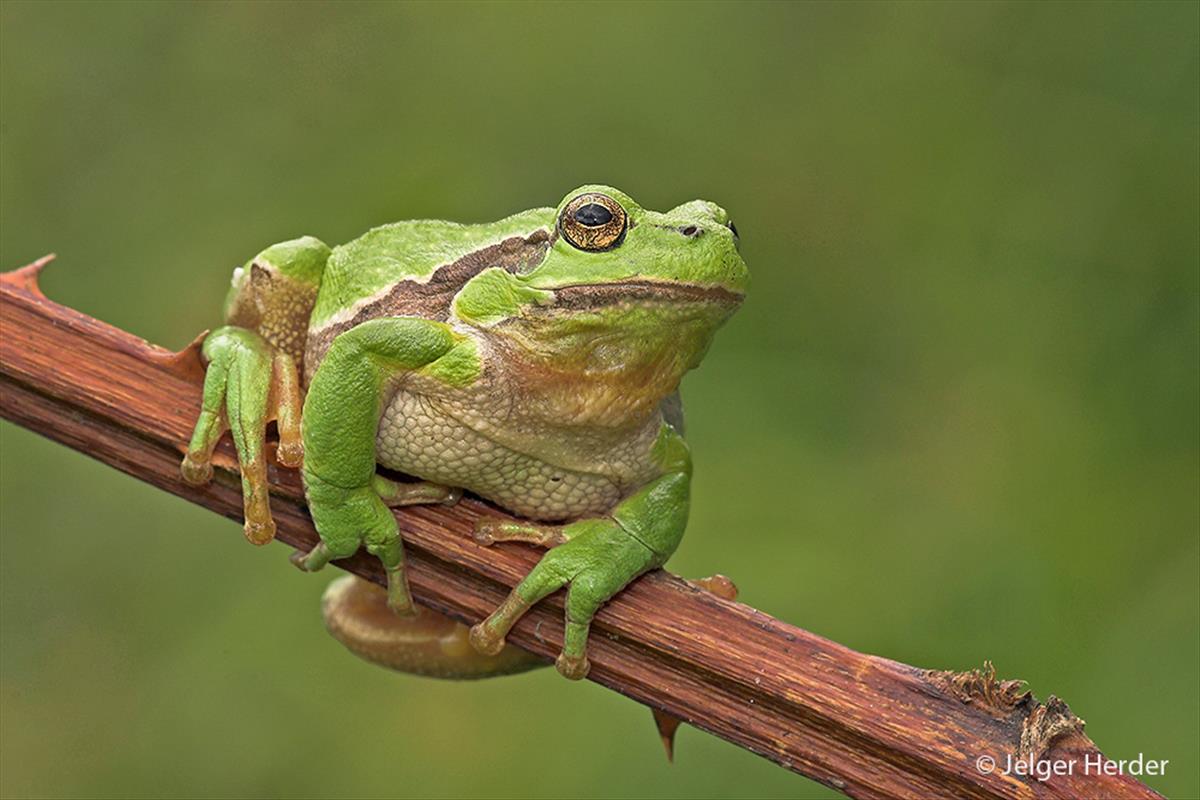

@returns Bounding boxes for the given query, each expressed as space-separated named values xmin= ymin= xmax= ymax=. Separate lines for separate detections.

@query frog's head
xmin=531 ymin=183 xmax=747 ymax=299
xmin=455 ymin=185 xmax=748 ymax=425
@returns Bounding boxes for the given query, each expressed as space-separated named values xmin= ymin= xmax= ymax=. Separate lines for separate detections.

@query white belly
xmin=376 ymin=389 xmax=636 ymax=521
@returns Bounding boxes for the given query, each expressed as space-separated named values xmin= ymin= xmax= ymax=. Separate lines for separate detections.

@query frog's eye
xmin=559 ymin=193 xmax=628 ymax=252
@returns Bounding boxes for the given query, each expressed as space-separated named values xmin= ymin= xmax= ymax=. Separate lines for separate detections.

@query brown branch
xmin=0 ymin=256 xmax=1163 ymax=800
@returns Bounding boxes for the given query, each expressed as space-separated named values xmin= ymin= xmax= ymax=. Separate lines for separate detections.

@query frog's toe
xmin=181 ymin=405 xmax=225 ymax=486
xmin=238 ymin=456 xmax=276 ymax=546
xmin=290 ymin=541 xmax=333 ymax=572
xmin=180 ymin=454 xmax=213 ymax=486
xmin=275 ymin=439 xmax=304 ymax=469
xmin=244 ymin=517 xmax=276 ymax=546
xmin=387 ymin=597 xmax=418 ymax=617
xmin=471 ymin=517 xmax=566 ymax=548
xmin=471 ymin=518 xmax=501 ymax=546
xmin=268 ymin=352 xmax=304 ymax=470
xmin=468 ymin=622 xmax=508 ymax=656
xmin=555 ymin=652 xmax=590 ymax=681
xmin=385 ymin=576 xmax=418 ymax=618
xmin=372 ymin=476 xmax=462 ymax=508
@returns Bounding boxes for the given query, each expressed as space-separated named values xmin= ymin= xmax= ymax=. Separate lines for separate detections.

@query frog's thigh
xmin=322 ymin=576 xmax=543 ymax=679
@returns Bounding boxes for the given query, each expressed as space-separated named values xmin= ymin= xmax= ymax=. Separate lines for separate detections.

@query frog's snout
xmin=679 ymin=218 xmax=740 ymax=250
xmin=671 ymin=200 xmax=740 ymax=246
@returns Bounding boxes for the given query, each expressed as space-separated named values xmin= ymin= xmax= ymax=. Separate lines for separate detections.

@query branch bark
xmin=0 ymin=256 xmax=1163 ymax=800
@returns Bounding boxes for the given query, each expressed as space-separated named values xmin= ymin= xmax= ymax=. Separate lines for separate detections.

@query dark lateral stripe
xmin=549 ymin=280 xmax=743 ymax=310
xmin=304 ymin=229 xmax=551 ymax=373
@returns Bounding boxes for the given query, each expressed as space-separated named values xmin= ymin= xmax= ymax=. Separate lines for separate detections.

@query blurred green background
xmin=1 ymin=2 xmax=1196 ymax=798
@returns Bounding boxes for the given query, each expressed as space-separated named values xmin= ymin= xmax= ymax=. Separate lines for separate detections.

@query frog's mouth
xmin=547 ymin=280 xmax=744 ymax=310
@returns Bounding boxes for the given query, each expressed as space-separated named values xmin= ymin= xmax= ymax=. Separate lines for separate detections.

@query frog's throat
xmin=483 ymin=298 xmax=736 ymax=428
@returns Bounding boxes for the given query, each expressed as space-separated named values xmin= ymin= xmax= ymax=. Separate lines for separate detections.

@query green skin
xmin=181 ymin=185 xmax=747 ymax=680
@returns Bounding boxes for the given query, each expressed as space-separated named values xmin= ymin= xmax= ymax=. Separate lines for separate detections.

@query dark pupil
xmin=574 ymin=202 xmax=613 ymax=227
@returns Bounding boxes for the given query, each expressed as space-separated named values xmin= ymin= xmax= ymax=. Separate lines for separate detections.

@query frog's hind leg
xmin=373 ymin=475 xmax=462 ymax=508
xmin=182 ymin=327 xmax=300 ymax=544
xmin=472 ymin=518 xmax=566 ymax=547
xmin=180 ymin=236 xmax=328 ymax=545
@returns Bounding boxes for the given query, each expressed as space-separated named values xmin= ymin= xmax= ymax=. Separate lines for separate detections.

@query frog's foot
xmin=180 ymin=326 xmax=304 ymax=545
xmin=302 ymin=472 xmax=420 ymax=617
xmin=372 ymin=475 xmax=462 ymax=508
xmin=294 ymin=461 xmax=465 ymax=622
xmin=472 ymin=518 xmax=567 ymax=548
xmin=469 ymin=518 xmax=656 ymax=680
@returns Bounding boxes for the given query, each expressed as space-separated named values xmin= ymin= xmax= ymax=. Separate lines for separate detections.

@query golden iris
xmin=558 ymin=193 xmax=627 ymax=251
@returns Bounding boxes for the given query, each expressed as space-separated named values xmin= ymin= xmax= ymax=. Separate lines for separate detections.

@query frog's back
xmin=304 ymin=208 xmax=553 ymax=374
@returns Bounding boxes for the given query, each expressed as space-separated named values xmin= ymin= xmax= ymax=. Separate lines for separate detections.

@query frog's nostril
xmin=680 ymin=225 xmax=700 ymax=238
xmin=727 ymin=220 xmax=739 ymax=240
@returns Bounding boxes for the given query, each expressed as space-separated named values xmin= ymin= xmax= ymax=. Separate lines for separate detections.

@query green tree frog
xmin=180 ymin=185 xmax=747 ymax=681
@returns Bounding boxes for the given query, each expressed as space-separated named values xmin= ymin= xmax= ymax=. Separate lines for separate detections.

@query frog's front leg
xmin=470 ymin=427 xmax=691 ymax=680
xmin=295 ymin=317 xmax=474 ymax=615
